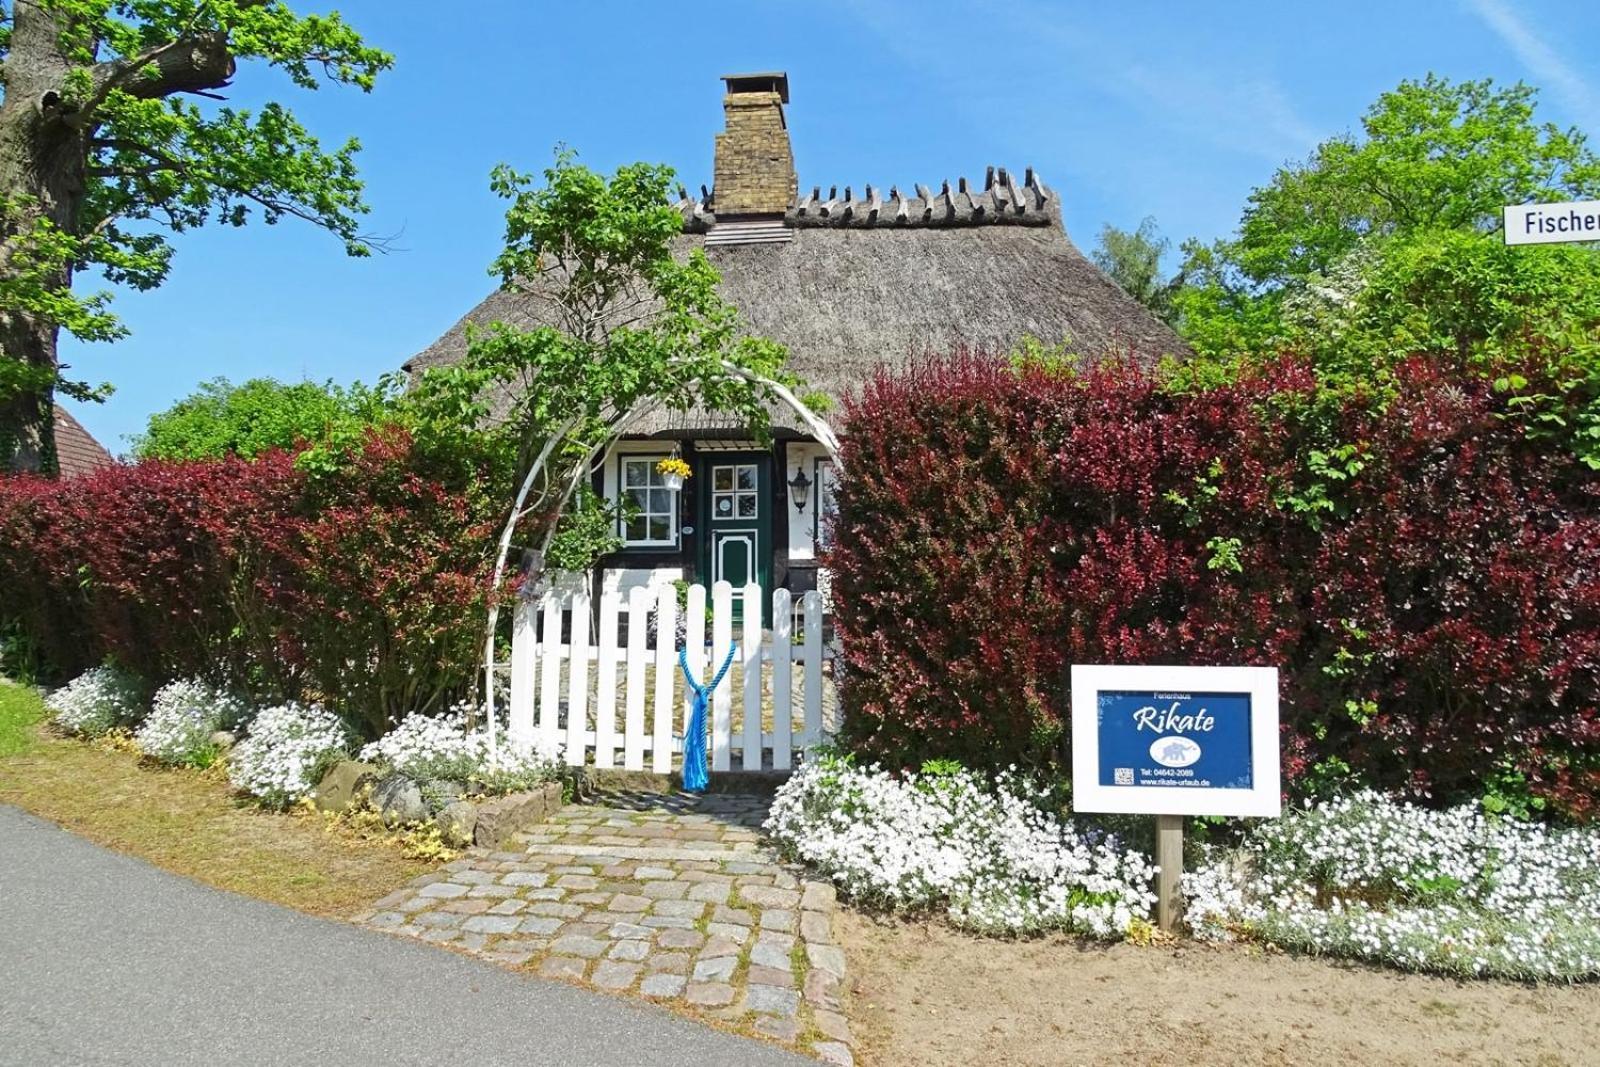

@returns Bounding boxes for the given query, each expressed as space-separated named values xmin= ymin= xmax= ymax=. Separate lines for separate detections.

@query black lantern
xmin=788 ymin=465 xmax=813 ymax=513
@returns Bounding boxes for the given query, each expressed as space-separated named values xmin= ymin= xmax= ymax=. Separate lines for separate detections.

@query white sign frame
xmin=1071 ymin=664 xmax=1280 ymax=818
xmin=1503 ymin=200 xmax=1600 ymax=246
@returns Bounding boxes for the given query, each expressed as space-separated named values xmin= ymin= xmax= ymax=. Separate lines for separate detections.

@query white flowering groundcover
xmin=44 ymin=664 xmax=144 ymax=737
xmin=765 ymin=755 xmax=1157 ymax=938
xmin=134 ymin=678 xmax=252 ymax=767
xmin=41 ymin=666 xmax=562 ymax=815
xmin=359 ymin=708 xmax=561 ymax=795
xmin=768 ymin=758 xmax=1600 ymax=981
xmin=1185 ymin=792 xmax=1600 ymax=981
xmin=226 ymin=702 xmax=351 ymax=808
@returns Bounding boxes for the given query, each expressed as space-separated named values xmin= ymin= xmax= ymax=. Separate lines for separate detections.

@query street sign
xmin=1070 ymin=664 xmax=1281 ymax=818
xmin=1503 ymin=201 xmax=1600 ymax=246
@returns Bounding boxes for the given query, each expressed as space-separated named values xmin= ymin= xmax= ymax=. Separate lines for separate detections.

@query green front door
xmin=697 ymin=452 xmax=772 ymax=621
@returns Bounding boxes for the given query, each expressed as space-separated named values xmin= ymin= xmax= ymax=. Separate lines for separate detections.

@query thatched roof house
xmin=409 ymin=72 xmax=1183 ymax=612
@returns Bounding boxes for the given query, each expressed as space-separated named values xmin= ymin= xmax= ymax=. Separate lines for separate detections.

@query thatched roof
xmin=406 ymin=170 xmax=1187 ymax=434
xmin=52 ymin=405 xmax=115 ymax=477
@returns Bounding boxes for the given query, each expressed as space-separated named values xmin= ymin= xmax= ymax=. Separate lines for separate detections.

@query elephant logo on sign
xmin=1150 ymin=736 xmax=1202 ymax=768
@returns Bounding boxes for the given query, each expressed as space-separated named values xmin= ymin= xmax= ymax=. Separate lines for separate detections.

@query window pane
xmin=625 ymin=517 xmax=648 ymax=541
xmin=736 ymin=465 xmax=756 ymax=490
xmin=713 ymin=467 xmax=733 ymax=491
xmin=816 ymin=460 xmax=837 ymax=549
xmin=624 ymin=462 xmax=647 ymax=487
xmin=648 ymin=516 xmax=670 ymax=541
xmin=715 ymin=496 xmax=733 ymax=517
xmin=649 ymin=488 xmax=669 ymax=515
xmin=737 ymin=494 xmax=757 ymax=517
xmin=625 ymin=488 xmax=647 ymax=511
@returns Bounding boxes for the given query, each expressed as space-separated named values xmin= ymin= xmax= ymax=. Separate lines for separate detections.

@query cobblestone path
xmin=357 ymin=792 xmax=853 ymax=1065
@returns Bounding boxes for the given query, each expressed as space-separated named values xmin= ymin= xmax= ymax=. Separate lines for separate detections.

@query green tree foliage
xmin=1169 ymin=76 xmax=1600 ymax=467
xmin=407 ymin=149 xmax=803 ymax=562
xmin=1198 ymin=76 xmax=1599 ymax=294
xmin=0 ymin=1 xmax=391 ymax=473
xmin=133 ymin=375 xmax=393 ymax=460
xmin=1091 ymin=215 xmax=1178 ymax=323
xmin=543 ymin=485 xmax=626 ymax=573
xmin=1176 ymin=76 xmax=1600 ymax=362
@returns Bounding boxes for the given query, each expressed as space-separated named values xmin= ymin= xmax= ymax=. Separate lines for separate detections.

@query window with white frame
xmin=620 ymin=456 xmax=677 ymax=547
xmin=814 ymin=458 xmax=837 ymax=549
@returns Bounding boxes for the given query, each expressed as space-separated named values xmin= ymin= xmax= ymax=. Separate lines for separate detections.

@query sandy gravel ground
xmin=838 ymin=911 xmax=1600 ymax=1067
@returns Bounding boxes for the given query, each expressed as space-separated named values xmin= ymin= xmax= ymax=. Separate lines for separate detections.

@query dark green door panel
xmin=696 ymin=452 xmax=771 ymax=621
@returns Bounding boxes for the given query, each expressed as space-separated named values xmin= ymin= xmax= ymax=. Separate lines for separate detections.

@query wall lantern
xmin=788 ymin=465 xmax=813 ymax=513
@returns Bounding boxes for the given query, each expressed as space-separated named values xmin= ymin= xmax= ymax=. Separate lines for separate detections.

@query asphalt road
xmin=0 ymin=804 xmax=811 ymax=1066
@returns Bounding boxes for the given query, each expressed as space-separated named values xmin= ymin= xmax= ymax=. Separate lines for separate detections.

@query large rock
xmin=435 ymin=800 xmax=479 ymax=847
xmin=372 ymin=774 xmax=428 ymax=827
xmin=313 ymin=760 xmax=379 ymax=814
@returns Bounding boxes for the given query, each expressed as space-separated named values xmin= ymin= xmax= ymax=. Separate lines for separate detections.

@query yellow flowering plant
xmin=655 ymin=457 xmax=692 ymax=480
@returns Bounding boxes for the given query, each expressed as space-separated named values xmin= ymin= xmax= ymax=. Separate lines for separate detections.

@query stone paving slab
xmin=358 ymin=791 xmax=852 ymax=1065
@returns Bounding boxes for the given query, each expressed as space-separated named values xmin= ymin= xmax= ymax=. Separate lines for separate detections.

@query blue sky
xmin=59 ymin=0 xmax=1600 ymax=451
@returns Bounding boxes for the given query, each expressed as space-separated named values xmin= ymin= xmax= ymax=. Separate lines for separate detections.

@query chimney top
xmin=721 ymin=71 xmax=789 ymax=104
xmin=712 ymin=71 xmax=797 ymax=218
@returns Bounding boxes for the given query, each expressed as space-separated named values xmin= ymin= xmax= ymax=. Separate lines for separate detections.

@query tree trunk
xmin=0 ymin=2 xmax=94 ymax=475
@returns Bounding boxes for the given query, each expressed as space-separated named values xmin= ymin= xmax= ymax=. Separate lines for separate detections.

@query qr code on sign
xmin=1114 ymin=767 xmax=1134 ymax=785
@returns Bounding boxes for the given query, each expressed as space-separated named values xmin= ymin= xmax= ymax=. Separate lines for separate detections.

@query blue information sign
xmin=1072 ymin=665 xmax=1280 ymax=817
xmin=1096 ymin=690 xmax=1253 ymax=790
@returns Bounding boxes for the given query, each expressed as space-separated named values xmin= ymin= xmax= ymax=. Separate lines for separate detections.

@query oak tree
xmin=0 ymin=1 xmax=389 ymax=473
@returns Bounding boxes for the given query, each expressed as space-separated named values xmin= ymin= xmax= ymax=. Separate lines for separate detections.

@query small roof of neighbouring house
xmin=53 ymin=405 xmax=115 ymax=477
xmin=405 ymin=74 xmax=1186 ymax=434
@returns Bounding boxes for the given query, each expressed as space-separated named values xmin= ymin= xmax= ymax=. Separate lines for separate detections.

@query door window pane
xmin=712 ymin=463 xmax=761 ymax=525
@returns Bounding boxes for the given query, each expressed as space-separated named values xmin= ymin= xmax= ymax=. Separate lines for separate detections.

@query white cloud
xmin=1465 ymin=0 xmax=1600 ymax=129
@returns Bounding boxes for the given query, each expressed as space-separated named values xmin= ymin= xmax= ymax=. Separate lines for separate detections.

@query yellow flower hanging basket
xmin=656 ymin=457 xmax=691 ymax=491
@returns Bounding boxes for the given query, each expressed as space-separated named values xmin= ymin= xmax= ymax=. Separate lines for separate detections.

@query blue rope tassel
xmin=679 ymin=643 xmax=738 ymax=793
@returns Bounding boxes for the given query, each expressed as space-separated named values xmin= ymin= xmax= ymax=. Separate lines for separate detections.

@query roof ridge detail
xmin=675 ymin=165 xmax=1058 ymax=232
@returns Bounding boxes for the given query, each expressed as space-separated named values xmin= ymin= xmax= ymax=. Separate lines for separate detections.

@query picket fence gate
xmin=505 ymin=580 xmax=831 ymax=774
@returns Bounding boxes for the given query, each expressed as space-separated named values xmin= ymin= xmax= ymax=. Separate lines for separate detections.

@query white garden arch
xmin=482 ymin=365 xmax=841 ymax=754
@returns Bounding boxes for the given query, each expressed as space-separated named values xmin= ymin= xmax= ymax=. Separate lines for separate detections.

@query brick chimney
xmin=712 ymin=72 xmax=796 ymax=217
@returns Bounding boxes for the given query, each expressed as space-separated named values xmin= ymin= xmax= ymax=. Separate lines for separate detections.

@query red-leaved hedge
xmin=829 ymin=350 xmax=1600 ymax=819
xmin=0 ymin=428 xmax=501 ymax=738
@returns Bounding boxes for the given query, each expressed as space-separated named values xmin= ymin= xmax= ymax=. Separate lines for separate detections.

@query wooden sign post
xmin=1155 ymin=813 xmax=1184 ymax=932
xmin=1070 ymin=665 xmax=1282 ymax=934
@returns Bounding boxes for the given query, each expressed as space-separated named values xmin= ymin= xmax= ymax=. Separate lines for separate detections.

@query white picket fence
xmin=505 ymin=580 xmax=832 ymax=774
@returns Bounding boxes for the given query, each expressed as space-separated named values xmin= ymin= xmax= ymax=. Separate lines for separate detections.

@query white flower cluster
xmin=226 ymin=702 xmax=350 ymax=808
xmin=765 ymin=756 xmax=1156 ymax=938
xmin=45 ymin=664 xmax=144 ymax=737
xmin=133 ymin=678 xmax=251 ymax=767
xmin=1184 ymin=791 xmax=1600 ymax=980
xmin=358 ymin=707 xmax=561 ymax=793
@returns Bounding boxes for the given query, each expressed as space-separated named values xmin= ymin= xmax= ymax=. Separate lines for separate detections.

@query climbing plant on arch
xmin=406 ymin=151 xmax=837 ymax=741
